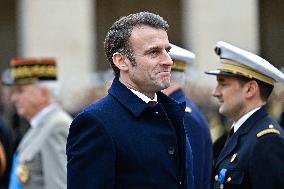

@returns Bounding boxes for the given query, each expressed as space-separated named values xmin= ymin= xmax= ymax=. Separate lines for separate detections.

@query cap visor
xmin=205 ymin=70 xmax=238 ymax=77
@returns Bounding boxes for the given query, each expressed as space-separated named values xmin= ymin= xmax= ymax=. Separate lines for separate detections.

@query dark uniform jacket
xmin=213 ymin=106 xmax=284 ymax=189
xmin=170 ymin=89 xmax=213 ymax=189
xmin=67 ymin=78 xmax=190 ymax=189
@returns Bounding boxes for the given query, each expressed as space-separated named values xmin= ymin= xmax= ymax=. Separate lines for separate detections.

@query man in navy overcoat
xmin=66 ymin=12 xmax=193 ymax=189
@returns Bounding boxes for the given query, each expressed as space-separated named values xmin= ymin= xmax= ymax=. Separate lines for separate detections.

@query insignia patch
xmin=17 ymin=164 xmax=29 ymax=184
xmin=256 ymin=128 xmax=280 ymax=138
xmin=230 ymin=153 xmax=237 ymax=163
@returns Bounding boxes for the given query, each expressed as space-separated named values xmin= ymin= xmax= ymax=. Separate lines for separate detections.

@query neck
xmin=233 ymin=101 xmax=265 ymax=122
xmin=119 ymin=77 xmax=156 ymax=99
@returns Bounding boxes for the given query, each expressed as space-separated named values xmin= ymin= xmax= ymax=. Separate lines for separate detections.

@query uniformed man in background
xmin=6 ymin=58 xmax=72 ymax=189
xmin=162 ymin=43 xmax=213 ymax=189
xmin=206 ymin=41 xmax=284 ymax=189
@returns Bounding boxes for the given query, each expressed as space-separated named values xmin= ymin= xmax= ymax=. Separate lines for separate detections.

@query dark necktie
xmin=223 ymin=127 xmax=234 ymax=148
xmin=228 ymin=127 xmax=234 ymax=137
xmin=148 ymin=101 xmax=158 ymax=107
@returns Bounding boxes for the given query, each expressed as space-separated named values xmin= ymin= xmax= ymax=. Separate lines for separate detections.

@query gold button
xmin=230 ymin=153 xmax=237 ymax=163
xmin=185 ymin=107 xmax=192 ymax=113
xmin=269 ymin=124 xmax=274 ymax=129
xmin=214 ymin=175 xmax=218 ymax=181
xmin=227 ymin=177 xmax=232 ymax=182
xmin=17 ymin=164 xmax=29 ymax=184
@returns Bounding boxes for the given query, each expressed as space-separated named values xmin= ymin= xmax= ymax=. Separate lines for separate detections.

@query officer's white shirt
xmin=232 ymin=106 xmax=261 ymax=133
xmin=30 ymin=103 xmax=58 ymax=129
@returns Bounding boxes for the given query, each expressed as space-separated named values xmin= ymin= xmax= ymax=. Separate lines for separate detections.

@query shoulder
xmin=253 ymin=115 xmax=284 ymax=139
xmin=250 ymin=124 xmax=284 ymax=162
xmin=250 ymin=119 xmax=284 ymax=152
xmin=80 ymin=95 xmax=116 ymax=114
xmin=183 ymin=96 xmax=209 ymax=128
xmin=68 ymin=96 xmax=115 ymax=142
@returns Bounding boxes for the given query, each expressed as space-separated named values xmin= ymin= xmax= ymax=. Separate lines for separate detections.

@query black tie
xmin=228 ymin=127 xmax=234 ymax=137
xmin=148 ymin=101 xmax=157 ymax=107
xmin=223 ymin=127 xmax=234 ymax=148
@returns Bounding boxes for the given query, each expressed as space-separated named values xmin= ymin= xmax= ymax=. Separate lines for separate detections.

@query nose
xmin=161 ymin=50 xmax=173 ymax=66
xmin=212 ymin=86 xmax=221 ymax=98
xmin=10 ymin=93 xmax=17 ymax=103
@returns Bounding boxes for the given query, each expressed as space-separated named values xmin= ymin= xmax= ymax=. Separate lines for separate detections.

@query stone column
xmin=182 ymin=0 xmax=259 ymax=87
xmin=17 ymin=0 xmax=96 ymax=111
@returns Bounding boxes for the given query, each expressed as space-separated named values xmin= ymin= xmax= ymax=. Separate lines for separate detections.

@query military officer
xmin=206 ymin=41 xmax=284 ymax=189
xmin=6 ymin=58 xmax=72 ymax=189
xmin=162 ymin=43 xmax=213 ymax=189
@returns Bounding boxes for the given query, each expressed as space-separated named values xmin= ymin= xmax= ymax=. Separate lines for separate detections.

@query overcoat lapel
xmin=215 ymin=106 xmax=268 ymax=167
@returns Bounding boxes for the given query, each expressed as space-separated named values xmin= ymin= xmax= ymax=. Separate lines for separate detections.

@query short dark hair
xmin=238 ymin=76 xmax=274 ymax=101
xmin=104 ymin=11 xmax=169 ymax=77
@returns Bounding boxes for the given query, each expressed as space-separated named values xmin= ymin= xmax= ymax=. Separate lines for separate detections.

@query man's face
xmin=11 ymin=84 xmax=44 ymax=120
xmin=212 ymin=75 xmax=247 ymax=121
xmin=123 ymin=25 xmax=173 ymax=97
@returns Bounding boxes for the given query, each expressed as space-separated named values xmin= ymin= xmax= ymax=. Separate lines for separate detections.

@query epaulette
xmin=185 ymin=106 xmax=192 ymax=113
xmin=256 ymin=124 xmax=280 ymax=138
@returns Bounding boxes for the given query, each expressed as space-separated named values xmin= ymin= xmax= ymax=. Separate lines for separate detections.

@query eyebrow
xmin=217 ymin=77 xmax=226 ymax=82
xmin=144 ymin=45 xmax=172 ymax=55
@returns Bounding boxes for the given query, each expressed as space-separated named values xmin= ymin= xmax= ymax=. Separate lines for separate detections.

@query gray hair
xmin=104 ymin=11 xmax=169 ymax=78
xmin=34 ymin=81 xmax=60 ymax=100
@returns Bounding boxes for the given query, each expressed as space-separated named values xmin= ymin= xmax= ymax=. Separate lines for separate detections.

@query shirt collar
xmin=232 ymin=106 xmax=261 ymax=133
xmin=128 ymin=88 xmax=157 ymax=103
xmin=30 ymin=103 xmax=58 ymax=129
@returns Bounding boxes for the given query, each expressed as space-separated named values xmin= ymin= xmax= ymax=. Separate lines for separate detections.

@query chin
xmin=219 ymin=107 xmax=226 ymax=115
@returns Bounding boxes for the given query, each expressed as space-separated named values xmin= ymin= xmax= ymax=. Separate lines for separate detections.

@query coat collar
xmin=108 ymin=78 xmax=186 ymax=118
xmin=215 ymin=105 xmax=268 ymax=167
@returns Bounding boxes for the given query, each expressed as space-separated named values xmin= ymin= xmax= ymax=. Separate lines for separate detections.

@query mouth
xmin=158 ymin=71 xmax=171 ymax=78
xmin=217 ymin=98 xmax=224 ymax=104
xmin=158 ymin=69 xmax=171 ymax=74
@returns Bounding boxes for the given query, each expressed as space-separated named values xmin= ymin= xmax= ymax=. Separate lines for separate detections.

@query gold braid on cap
xmin=219 ymin=59 xmax=275 ymax=85
xmin=172 ymin=60 xmax=187 ymax=71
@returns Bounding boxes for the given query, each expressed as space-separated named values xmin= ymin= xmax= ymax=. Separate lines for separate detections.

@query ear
xmin=244 ymin=80 xmax=258 ymax=99
xmin=112 ymin=53 xmax=129 ymax=71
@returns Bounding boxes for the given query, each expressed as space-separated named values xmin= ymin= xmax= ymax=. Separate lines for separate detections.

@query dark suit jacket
xmin=0 ymin=116 xmax=13 ymax=189
xmin=170 ymin=89 xmax=213 ymax=189
xmin=213 ymin=106 xmax=284 ymax=189
xmin=67 ymin=78 xmax=190 ymax=189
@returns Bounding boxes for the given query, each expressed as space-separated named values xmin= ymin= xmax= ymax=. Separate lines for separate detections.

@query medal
xmin=16 ymin=164 xmax=29 ymax=184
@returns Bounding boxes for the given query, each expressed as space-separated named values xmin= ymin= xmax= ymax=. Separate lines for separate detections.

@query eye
xmin=147 ymin=49 xmax=159 ymax=57
xmin=166 ymin=47 xmax=171 ymax=53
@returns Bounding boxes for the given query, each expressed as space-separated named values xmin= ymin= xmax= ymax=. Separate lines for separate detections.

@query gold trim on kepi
xmin=172 ymin=60 xmax=187 ymax=71
xmin=9 ymin=57 xmax=57 ymax=85
xmin=205 ymin=41 xmax=284 ymax=86
xmin=219 ymin=59 xmax=275 ymax=85
xmin=16 ymin=163 xmax=30 ymax=184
